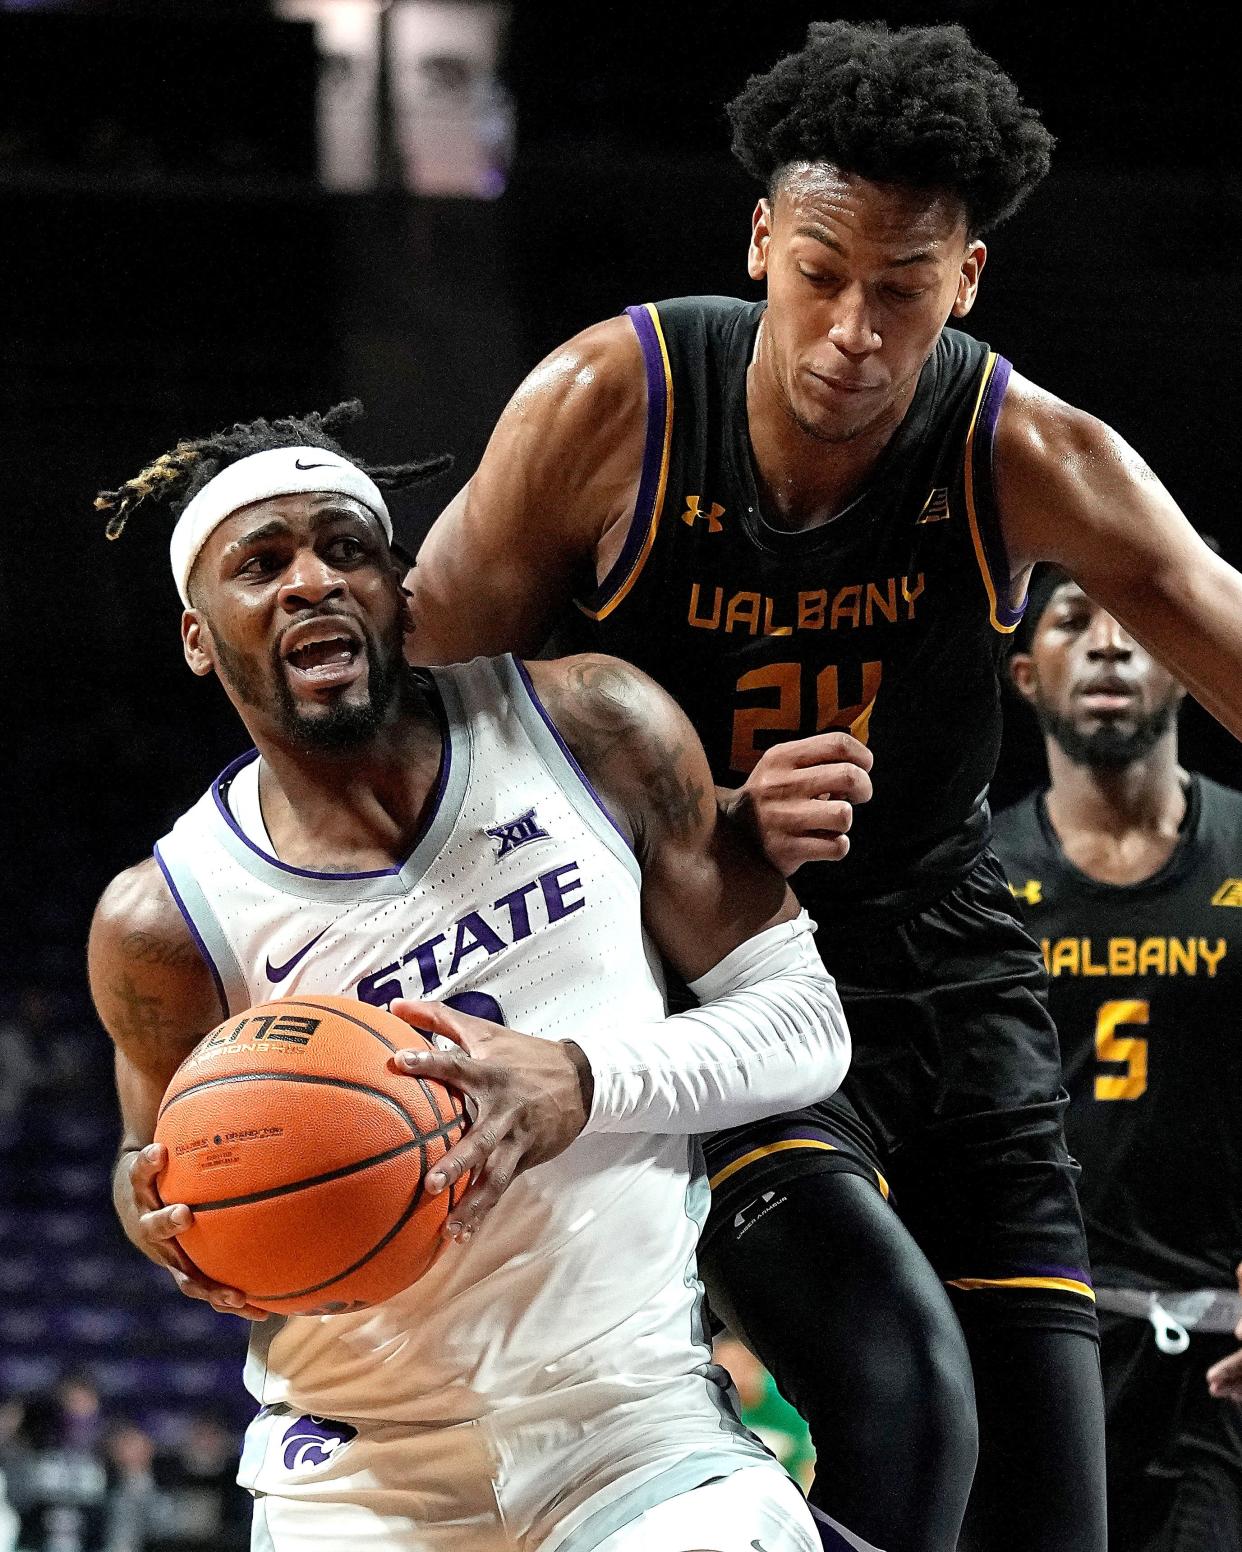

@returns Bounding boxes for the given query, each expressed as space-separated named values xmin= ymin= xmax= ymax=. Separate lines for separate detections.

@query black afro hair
xmin=728 ymin=20 xmax=1054 ymax=233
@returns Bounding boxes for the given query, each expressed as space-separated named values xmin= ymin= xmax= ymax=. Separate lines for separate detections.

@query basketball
xmin=154 ymin=994 xmax=469 ymax=1316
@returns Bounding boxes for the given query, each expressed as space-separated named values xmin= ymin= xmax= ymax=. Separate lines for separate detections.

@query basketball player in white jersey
xmin=87 ymin=406 xmax=856 ymax=1552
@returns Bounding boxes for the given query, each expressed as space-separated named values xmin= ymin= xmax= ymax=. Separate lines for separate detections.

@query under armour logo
xmin=1009 ymin=879 xmax=1043 ymax=906
xmin=733 ymin=1190 xmax=776 ymax=1230
xmin=485 ymin=807 xmax=550 ymax=859
xmin=916 ymin=486 xmax=950 ymax=524
xmin=680 ymin=494 xmax=725 ymax=532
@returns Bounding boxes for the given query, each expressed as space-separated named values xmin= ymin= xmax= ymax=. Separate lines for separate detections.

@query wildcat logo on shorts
xmin=281 ymin=1415 xmax=358 ymax=1471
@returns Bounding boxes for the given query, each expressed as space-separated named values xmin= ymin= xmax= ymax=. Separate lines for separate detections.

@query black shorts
xmin=703 ymin=849 xmax=1095 ymax=1333
xmin=1100 ymin=1306 xmax=1242 ymax=1547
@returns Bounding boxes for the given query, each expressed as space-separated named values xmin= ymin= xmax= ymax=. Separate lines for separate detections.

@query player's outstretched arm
xmin=528 ymin=653 xmax=852 ymax=1127
xmin=405 ymin=315 xmax=646 ymax=664
xmin=998 ymin=374 xmax=1242 ymax=741
xmin=88 ymin=860 xmax=267 ymax=1319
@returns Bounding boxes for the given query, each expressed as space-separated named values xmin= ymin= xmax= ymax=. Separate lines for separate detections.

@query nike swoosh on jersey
xmin=294 ymin=458 xmax=337 ymax=470
xmin=265 ymin=928 xmax=328 ymax=982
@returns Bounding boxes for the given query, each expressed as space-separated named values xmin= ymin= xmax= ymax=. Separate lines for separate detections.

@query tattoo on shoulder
xmin=560 ymin=659 xmax=639 ymax=756
xmin=555 ymin=659 xmax=707 ymax=842
xmin=102 ymin=971 xmax=192 ymax=1061
xmin=120 ymin=931 xmax=202 ymax=970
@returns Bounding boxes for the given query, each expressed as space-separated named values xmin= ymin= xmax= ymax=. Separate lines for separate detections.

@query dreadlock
xmin=94 ymin=400 xmax=452 ymax=541
xmin=727 ymin=20 xmax=1054 ymax=234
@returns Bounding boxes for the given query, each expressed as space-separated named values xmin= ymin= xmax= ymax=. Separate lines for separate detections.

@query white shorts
xmin=242 ymin=1381 xmax=817 ymax=1552
xmin=588 ymin=1466 xmax=818 ymax=1551
xmin=252 ymin=1461 xmax=816 ymax=1552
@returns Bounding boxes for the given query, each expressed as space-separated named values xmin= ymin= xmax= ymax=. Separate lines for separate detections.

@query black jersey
xmin=564 ymin=295 xmax=1023 ymax=917
xmin=992 ymin=776 xmax=1242 ymax=1288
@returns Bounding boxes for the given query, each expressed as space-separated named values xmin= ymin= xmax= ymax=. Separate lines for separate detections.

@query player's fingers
xmin=795 ymin=762 xmax=874 ymax=805
xmin=158 ymin=1235 xmax=267 ymax=1320
xmin=168 ymin=1266 xmax=267 ymax=1321
xmin=762 ymin=731 xmax=874 ymax=773
xmin=780 ymin=833 xmax=851 ymax=870
xmin=139 ymin=1201 xmax=195 ymax=1245
xmin=129 ymin=1143 xmax=168 ymax=1209
xmin=425 ymin=1118 xmax=499 ymax=1195
xmin=444 ymin=1143 xmax=523 ymax=1240
xmin=392 ymin=1044 xmax=488 ymax=1094
xmin=779 ymin=798 xmax=855 ymax=837
xmin=1207 ymin=1349 xmax=1242 ymax=1398
xmin=391 ymin=998 xmax=484 ymax=1045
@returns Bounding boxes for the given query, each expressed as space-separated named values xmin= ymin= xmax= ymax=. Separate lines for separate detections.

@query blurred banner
xmin=274 ymin=0 xmax=513 ymax=196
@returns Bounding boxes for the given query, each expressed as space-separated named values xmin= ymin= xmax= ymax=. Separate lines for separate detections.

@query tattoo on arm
xmin=555 ymin=660 xmax=708 ymax=844
xmin=642 ymin=745 xmax=707 ymax=841
xmin=120 ymin=931 xmax=203 ymax=969
xmin=102 ymin=972 xmax=187 ymax=1063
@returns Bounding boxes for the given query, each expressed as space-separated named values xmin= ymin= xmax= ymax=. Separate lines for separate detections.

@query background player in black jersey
xmin=995 ymin=569 xmax=1242 ymax=1549
xmin=402 ymin=22 xmax=1242 ymax=1552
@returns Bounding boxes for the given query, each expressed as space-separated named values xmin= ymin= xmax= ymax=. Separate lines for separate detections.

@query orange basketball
xmin=154 ymin=994 xmax=468 ymax=1316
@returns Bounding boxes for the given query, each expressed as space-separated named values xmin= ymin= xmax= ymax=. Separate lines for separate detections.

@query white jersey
xmin=155 ymin=656 xmax=756 ymax=1461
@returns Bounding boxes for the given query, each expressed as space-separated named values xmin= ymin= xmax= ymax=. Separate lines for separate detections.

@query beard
xmin=212 ymin=613 xmax=409 ymax=753
xmin=1036 ymin=698 xmax=1177 ymax=770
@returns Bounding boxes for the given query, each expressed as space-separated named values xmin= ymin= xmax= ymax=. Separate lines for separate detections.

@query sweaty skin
xmin=407 ymin=171 xmax=1242 ymax=873
xmin=89 ymin=494 xmax=796 ymax=1313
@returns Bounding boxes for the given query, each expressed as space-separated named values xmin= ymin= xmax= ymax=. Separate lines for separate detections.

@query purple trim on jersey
xmin=577 ymin=303 xmax=668 ymax=612
xmin=1022 ymin=1263 xmax=1095 ymax=1286
xmin=152 ymin=842 xmax=228 ymax=1018
xmin=209 ymin=698 xmax=451 ymax=881
xmin=510 ymin=657 xmax=635 ymax=854
xmin=972 ymin=355 xmax=1026 ymax=627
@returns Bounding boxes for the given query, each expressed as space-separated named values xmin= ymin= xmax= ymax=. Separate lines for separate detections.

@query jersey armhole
xmin=964 ymin=352 xmax=1027 ymax=634
xmin=153 ymin=833 xmax=249 ymax=1019
xmin=495 ymin=655 xmax=641 ymax=886
xmin=574 ymin=302 xmax=674 ymax=622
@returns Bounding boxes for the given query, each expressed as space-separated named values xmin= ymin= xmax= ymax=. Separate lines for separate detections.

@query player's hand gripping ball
xmin=154 ymin=996 xmax=469 ymax=1315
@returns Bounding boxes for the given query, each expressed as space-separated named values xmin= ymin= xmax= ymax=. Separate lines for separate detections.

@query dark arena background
xmin=1 ymin=2 xmax=1239 ymax=1547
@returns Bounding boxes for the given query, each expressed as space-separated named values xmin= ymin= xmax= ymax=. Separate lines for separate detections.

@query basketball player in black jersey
xmin=994 ymin=571 xmax=1242 ymax=1548
xmin=404 ymin=22 xmax=1242 ymax=1552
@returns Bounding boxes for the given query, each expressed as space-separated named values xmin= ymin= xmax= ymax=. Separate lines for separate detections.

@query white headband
xmin=170 ymin=446 xmax=392 ymax=607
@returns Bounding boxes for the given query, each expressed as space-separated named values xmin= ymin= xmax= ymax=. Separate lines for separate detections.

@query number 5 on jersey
xmin=1094 ymin=999 xmax=1149 ymax=1101
xmin=730 ymin=660 xmax=883 ymax=775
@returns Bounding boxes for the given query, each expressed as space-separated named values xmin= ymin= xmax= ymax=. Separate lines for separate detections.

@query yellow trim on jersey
xmin=709 ymin=1138 xmax=890 ymax=1201
xmin=947 ymin=1275 xmax=1097 ymax=1301
xmin=962 ymin=352 xmax=1020 ymax=635
xmin=577 ymin=302 xmax=674 ymax=622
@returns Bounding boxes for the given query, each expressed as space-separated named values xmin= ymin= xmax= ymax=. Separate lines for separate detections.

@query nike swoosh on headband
xmin=265 ymin=928 xmax=329 ymax=983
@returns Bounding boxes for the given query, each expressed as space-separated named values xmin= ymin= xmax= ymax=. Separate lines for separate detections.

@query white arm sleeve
xmin=572 ymin=909 xmax=850 ymax=1135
